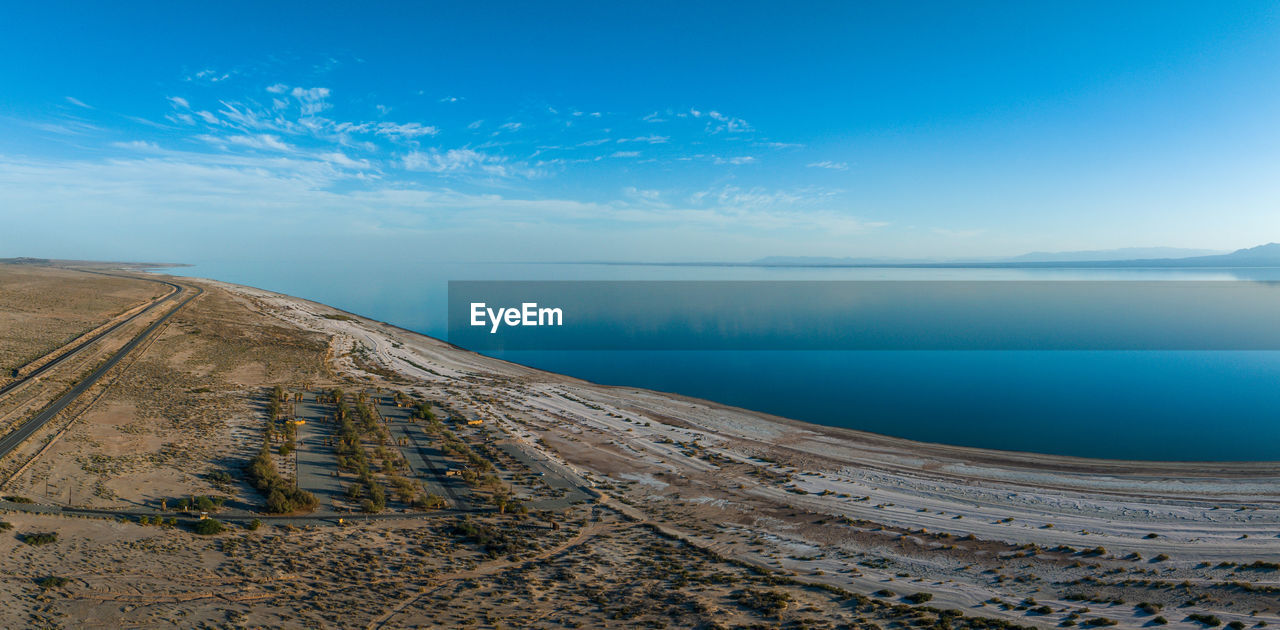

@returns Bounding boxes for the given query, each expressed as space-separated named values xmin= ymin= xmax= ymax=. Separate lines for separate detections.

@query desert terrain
xmin=0 ymin=261 xmax=1276 ymax=629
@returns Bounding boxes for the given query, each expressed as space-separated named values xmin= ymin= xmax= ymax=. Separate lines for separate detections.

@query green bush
xmin=905 ymin=592 xmax=934 ymax=604
xmin=248 ymin=447 xmax=316 ymax=513
xmin=35 ymin=576 xmax=69 ymax=589
xmin=192 ymin=519 xmax=224 ymax=535
xmin=20 ymin=532 xmax=58 ymax=546
xmin=247 ymin=518 xmax=262 ymax=531
xmin=1189 ymin=614 xmax=1223 ymax=627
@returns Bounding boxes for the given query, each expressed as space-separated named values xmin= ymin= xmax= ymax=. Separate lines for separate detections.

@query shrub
xmin=247 ymin=518 xmax=262 ymax=531
xmin=20 ymin=532 xmax=58 ymax=546
xmin=192 ymin=519 xmax=224 ymax=535
xmin=0 ymin=521 xmax=12 ymax=531
xmin=1085 ymin=618 xmax=1118 ymax=627
xmin=2 ymin=496 xmax=33 ymax=504
xmin=35 ymin=576 xmax=69 ymax=589
xmin=1151 ymin=617 xmax=1168 ymax=626
xmin=207 ymin=470 xmax=235 ymax=488
xmin=1227 ymin=622 xmax=1245 ymax=630
xmin=733 ymin=588 xmax=792 ymax=618
xmin=1189 ymin=614 xmax=1223 ymax=627
xmin=905 ymin=592 xmax=934 ymax=604
xmin=248 ymin=447 xmax=316 ymax=513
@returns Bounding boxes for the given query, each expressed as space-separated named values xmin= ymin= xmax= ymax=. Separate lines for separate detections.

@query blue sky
xmin=1 ymin=1 xmax=1278 ymax=263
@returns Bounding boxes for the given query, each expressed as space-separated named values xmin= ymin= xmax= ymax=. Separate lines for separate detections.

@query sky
xmin=1 ymin=1 xmax=1278 ymax=264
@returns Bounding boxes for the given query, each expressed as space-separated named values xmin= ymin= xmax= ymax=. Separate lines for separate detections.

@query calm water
xmin=167 ymin=261 xmax=1280 ymax=461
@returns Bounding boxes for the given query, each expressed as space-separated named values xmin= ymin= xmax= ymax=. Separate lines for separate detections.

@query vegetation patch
xmin=191 ymin=519 xmax=225 ymax=535
xmin=19 ymin=532 xmax=58 ymax=546
xmin=34 ymin=576 xmax=69 ymax=590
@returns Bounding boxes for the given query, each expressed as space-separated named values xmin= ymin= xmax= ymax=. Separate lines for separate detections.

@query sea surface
xmin=167 ymin=261 xmax=1280 ymax=462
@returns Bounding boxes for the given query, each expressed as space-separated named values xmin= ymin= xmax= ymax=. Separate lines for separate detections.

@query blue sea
xmin=167 ymin=261 xmax=1280 ymax=462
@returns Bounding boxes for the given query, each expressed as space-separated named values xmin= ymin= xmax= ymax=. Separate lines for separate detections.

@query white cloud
xmin=319 ymin=152 xmax=371 ymax=170
xmin=188 ymin=69 xmax=231 ymax=83
xmin=65 ymin=96 xmax=92 ymax=109
xmin=610 ymin=151 xmax=640 ymax=158
xmin=807 ymin=160 xmax=848 ymax=170
xmin=401 ymin=148 xmax=535 ymax=178
xmin=167 ymin=96 xmax=190 ymax=109
xmin=203 ymin=133 xmax=294 ymax=152
xmin=439 ymin=96 xmax=462 ymax=103
xmin=617 ymin=135 xmax=669 ymax=144
xmin=499 ymin=122 xmax=523 ymax=132
xmin=623 ymin=187 xmax=664 ymax=204
xmin=706 ymin=110 xmax=752 ymax=133
xmin=111 ymin=140 xmax=161 ymax=151
xmin=290 ymin=87 xmax=332 ymax=116
xmin=371 ymin=122 xmax=439 ymax=139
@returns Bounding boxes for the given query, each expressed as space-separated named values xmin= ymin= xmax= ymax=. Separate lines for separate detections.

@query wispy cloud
xmin=111 ymin=140 xmax=161 ymax=151
xmin=617 ymin=135 xmax=668 ymax=144
xmin=186 ymin=68 xmax=232 ymax=83
xmin=713 ymin=156 xmax=755 ymax=165
xmin=401 ymin=148 xmax=537 ymax=178
xmin=65 ymin=96 xmax=92 ymax=109
xmin=806 ymin=160 xmax=848 ymax=170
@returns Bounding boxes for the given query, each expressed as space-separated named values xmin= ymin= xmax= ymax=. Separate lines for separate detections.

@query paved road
xmin=390 ymin=420 xmax=474 ymax=509
xmin=0 ymin=276 xmax=181 ymax=399
xmin=293 ymin=394 xmax=349 ymax=510
xmin=0 ymin=497 xmax=475 ymax=527
xmin=497 ymin=442 xmax=597 ymax=510
xmin=0 ymin=284 xmax=201 ymax=462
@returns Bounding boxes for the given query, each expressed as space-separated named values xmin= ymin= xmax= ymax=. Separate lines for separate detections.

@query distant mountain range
xmin=749 ymin=243 xmax=1280 ymax=268
xmin=1003 ymin=247 xmax=1224 ymax=263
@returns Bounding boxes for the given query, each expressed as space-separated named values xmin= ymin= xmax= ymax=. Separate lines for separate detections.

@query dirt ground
xmin=0 ymin=264 xmax=166 ymax=375
xmin=5 ymin=278 xmax=330 ymax=511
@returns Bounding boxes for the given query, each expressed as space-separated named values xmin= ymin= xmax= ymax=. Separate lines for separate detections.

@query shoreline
xmin=179 ymin=272 xmax=1280 ymax=476
xmin=10 ymin=267 xmax=1263 ymax=629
